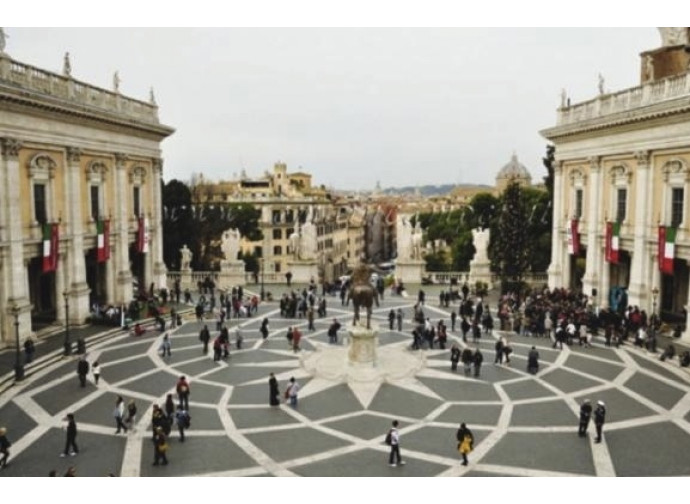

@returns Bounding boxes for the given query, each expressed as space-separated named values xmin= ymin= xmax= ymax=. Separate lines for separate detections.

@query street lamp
xmin=63 ymin=290 xmax=71 ymax=356
xmin=652 ymin=286 xmax=659 ymax=318
xmin=12 ymin=304 xmax=24 ymax=381
xmin=260 ymin=257 xmax=265 ymax=301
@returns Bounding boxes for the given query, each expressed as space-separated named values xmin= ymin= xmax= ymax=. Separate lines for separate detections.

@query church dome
xmin=496 ymin=153 xmax=532 ymax=181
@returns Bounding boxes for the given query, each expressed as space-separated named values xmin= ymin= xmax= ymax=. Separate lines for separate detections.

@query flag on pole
xmin=659 ymin=226 xmax=676 ymax=274
xmin=97 ymin=219 xmax=110 ymax=262
xmin=137 ymin=216 xmax=150 ymax=253
xmin=567 ymin=219 xmax=580 ymax=255
xmin=42 ymin=223 xmax=59 ymax=273
xmin=605 ymin=221 xmax=620 ymax=264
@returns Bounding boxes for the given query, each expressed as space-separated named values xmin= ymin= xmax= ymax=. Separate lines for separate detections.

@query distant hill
xmin=381 ymin=184 xmax=492 ymax=196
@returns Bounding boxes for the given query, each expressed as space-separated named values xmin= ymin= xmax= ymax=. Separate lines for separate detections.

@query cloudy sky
xmin=3 ymin=18 xmax=664 ymax=190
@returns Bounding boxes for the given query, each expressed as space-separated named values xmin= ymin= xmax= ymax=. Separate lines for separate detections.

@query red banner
xmin=568 ymin=219 xmax=580 ymax=255
xmin=42 ymin=223 xmax=59 ymax=273
xmin=659 ymin=226 xmax=676 ymax=274
xmin=605 ymin=222 xmax=619 ymax=264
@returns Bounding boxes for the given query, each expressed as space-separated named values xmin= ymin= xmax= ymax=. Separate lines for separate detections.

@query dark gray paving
xmin=227 ymin=349 xmax=298 ymax=364
xmin=0 ymin=399 xmax=38 ymax=442
xmin=417 ymin=376 xmax=501 ymax=402
xmin=539 ymin=368 xmax=603 ymax=394
xmin=98 ymin=339 xmax=153 ymax=361
xmin=174 ymin=359 xmax=222 ymax=378
xmin=404 ymin=424 xmax=489 ymax=460
xmin=567 ymin=344 xmax=624 ymax=363
xmin=501 ymin=379 xmax=557 ymax=401
xmin=203 ymin=364 xmax=297 ymax=386
xmin=296 ymin=383 xmax=365 ymax=421
xmin=322 ymin=413 xmax=393 ymax=441
xmin=482 ymin=431 xmax=596 ymax=475
xmin=244 ymin=426 xmax=351 ymax=463
xmin=138 ymin=435 xmax=257 ymax=476
xmin=574 ymin=388 xmax=657 ymax=422
xmin=510 ymin=399 xmax=577 ymax=427
xmin=101 ymin=356 xmax=156 ymax=385
xmin=628 ymin=353 xmax=690 ymax=385
xmin=72 ymin=391 xmax=134 ymax=429
xmin=368 ymin=383 xmax=443 ymax=419
xmin=229 ymin=382 xmax=274 ymax=405
xmin=623 ymin=372 xmax=687 ymax=410
xmin=468 ymin=363 xmax=524 ymax=383
xmin=32 ymin=378 xmax=100 ymax=416
xmin=230 ymin=407 xmax=301 ymax=429
xmin=563 ymin=354 xmax=624 ymax=381
xmin=435 ymin=404 xmax=503 ymax=427
xmin=118 ymin=369 xmax=181 ymax=398
xmin=19 ymin=360 xmax=78 ymax=394
xmin=607 ymin=422 xmax=690 ymax=476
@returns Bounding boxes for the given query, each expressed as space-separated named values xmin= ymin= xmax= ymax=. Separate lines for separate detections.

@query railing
xmin=556 ymin=72 xmax=690 ymax=127
xmin=0 ymin=56 xmax=160 ymax=124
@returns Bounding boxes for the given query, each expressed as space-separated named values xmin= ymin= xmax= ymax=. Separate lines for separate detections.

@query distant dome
xmin=497 ymin=153 xmax=532 ymax=181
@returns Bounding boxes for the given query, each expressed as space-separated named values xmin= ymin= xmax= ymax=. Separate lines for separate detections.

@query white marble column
xmin=113 ymin=153 xmax=133 ymax=304
xmin=548 ymin=160 xmax=564 ymax=289
xmin=582 ymin=157 xmax=602 ymax=298
xmin=64 ymin=147 xmax=90 ymax=322
xmin=628 ymin=151 xmax=652 ymax=308
xmin=1 ymin=138 xmax=32 ymax=345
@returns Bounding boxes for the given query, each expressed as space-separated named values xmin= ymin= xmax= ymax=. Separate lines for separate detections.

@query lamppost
xmin=652 ymin=286 xmax=660 ymax=319
xmin=260 ymin=257 xmax=265 ymax=301
xmin=12 ymin=304 xmax=24 ymax=381
xmin=63 ymin=290 xmax=71 ymax=356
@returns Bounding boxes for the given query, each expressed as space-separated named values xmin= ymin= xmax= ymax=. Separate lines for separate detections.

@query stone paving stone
xmin=97 ymin=338 xmax=153 ymax=361
xmin=378 ymin=333 xmax=413 ymax=346
xmin=230 ymin=406 xmax=301 ymax=429
xmin=118 ymin=369 xmax=182 ymax=398
xmin=464 ymin=470 xmax=515 ymax=477
xmin=203 ymin=363 xmax=299 ymax=386
xmin=291 ymin=447 xmax=449 ymax=477
xmin=17 ymin=359 xmax=75 ymax=394
xmin=259 ymin=337 xmax=304 ymax=351
xmin=175 ymin=405 xmax=224 ymax=431
xmin=628 ymin=352 xmax=689 ymax=385
xmin=229 ymin=382 xmax=275 ymax=405
xmin=510 ymin=399 xmax=577 ymax=427
xmin=174 ymin=358 xmax=222 ymax=378
xmin=0 ymin=399 xmax=38 ymax=441
xmin=72 ymin=390 xmax=143 ymax=429
xmin=294 ymin=383 xmax=364 ymax=421
xmin=139 ymin=434 xmax=257 ymax=476
xmin=563 ymin=354 xmax=624 ymax=382
xmin=566 ymin=343 xmax=624 ymax=363
xmin=417 ymin=376 xmax=501 ymax=402
xmin=404 ymin=424 xmax=490 ymax=460
xmin=368 ymin=383 xmax=443 ymax=419
xmin=4 ymin=427 xmax=127 ymax=477
xmin=481 ymin=431 xmax=595 ymax=475
xmin=244 ymin=425 xmax=351 ymax=463
xmin=226 ymin=349 xmax=298 ymax=364
xmin=32 ymin=377 xmax=100 ymax=416
xmin=100 ymin=356 xmax=156 ymax=385
xmin=501 ymin=378 xmax=557 ymax=401
xmin=183 ymin=381 xmax=226 ymax=406
xmin=468 ymin=363 xmax=524 ymax=384
xmin=607 ymin=421 xmax=690 ymax=476
xmin=574 ymin=388 xmax=657 ymax=422
xmin=434 ymin=404 xmax=503 ymax=427
xmin=322 ymin=412 xmax=395 ymax=441
xmin=623 ymin=372 xmax=687 ymax=410
xmin=166 ymin=346 xmax=208 ymax=363
xmin=539 ymin=368 xmax=603 ymax=394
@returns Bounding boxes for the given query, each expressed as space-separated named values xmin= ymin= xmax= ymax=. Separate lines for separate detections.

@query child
xmin=92 ymin=361 xmax=101 ymax=385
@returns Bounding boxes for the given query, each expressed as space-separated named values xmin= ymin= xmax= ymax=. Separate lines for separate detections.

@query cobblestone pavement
xmin=1 ymin=288 xmax=689 ymax=477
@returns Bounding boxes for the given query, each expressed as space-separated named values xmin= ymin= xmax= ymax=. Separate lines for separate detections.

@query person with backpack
xmin=125 ymin=399 xmax=137 ymax=431
xmin=175 ymin=405 xmax=190 ymax=442
xmin=386 ymin=420 xmax=406 ymax=467
xmin=456 ymin=423 xmax=474 ymax=466
xmin=176 ymin=376 xmax=190 ymax=410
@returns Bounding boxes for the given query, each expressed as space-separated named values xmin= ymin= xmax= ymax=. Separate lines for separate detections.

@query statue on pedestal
xmin=346 ymin=263 xmax=380 ymax=329
xmin=289 ymin=226 xmax=301 ymax=260
xmin=471 ymin=228 xmax=490 ymax=263
xmin=180 ymin=244 xmax=193 ymax=271
xmin=300 ymin=220 xmax=317 ymax=260
xmin=410 ymin=219 xmax=424 ymax=260
xmin=221 ymin=228 xmax=241 ymax=261
xmin=396 ymin=215 xmax=412 ymax=260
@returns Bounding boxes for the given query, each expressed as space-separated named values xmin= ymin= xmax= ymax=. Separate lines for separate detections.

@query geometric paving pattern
xmin=1 ymin=291 xmax=690 ymax=477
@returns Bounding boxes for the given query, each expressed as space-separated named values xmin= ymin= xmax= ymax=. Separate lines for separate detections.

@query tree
xmin=494 ymin=181 xmax=529 ymax=296
xmin=162 ymin=179 xmax=197 ymax=270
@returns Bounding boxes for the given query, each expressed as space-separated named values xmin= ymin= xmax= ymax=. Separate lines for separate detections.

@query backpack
xmin=184 ymin=412 xmax=191 ymax=428
xmin=384 ymin=430 xmax=392 ymax=446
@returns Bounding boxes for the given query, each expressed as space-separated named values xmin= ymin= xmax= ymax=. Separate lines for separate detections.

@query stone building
xmin=0 ymin=37 xmax=174 ymax=347
xmin=541 ymin=28 xmax=690 ymax=340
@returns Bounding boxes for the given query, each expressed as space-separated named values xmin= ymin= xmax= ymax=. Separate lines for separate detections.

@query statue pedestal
xmin=219 ymin=260 xmax=246 ymax=288
xmin=180 ymin=268 xmax=193 ymax=290
xmin=469 ymin=260 xmax=492 ymax=289
xmin=347 ymin=323 xmax=379 ymax=366
xmin=287 ymin=260 xmax=318 ymax=284
xmin=396 ymin=260 xmax=425 ymax=284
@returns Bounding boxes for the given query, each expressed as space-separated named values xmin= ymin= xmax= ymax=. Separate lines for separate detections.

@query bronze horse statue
xmin=346 ymin=264 xmax=380 ymax=329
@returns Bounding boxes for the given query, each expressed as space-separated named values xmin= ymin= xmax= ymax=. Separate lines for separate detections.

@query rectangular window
xmin=286 ymin=210 xmax=294 ymax=223
xmin=34 ymin=183 xmax=47 ymax=224
xmin=672 ymin=187 xmax=684 ymax=228
xmin=575 ymin=189 xmax=583 ymax=219
xmin=273 ymin=245 xmax=282 ymax=256
xmin=133 ymin=186 xmax=141 ymax=217
xmin=274 ymin=262 xmax=281 ymax=273
xmin=272 ymin=210 xmax=281 ymax=224
xmin=255 ymin=246 xmax=263 ymax=258
xmin=273 ymin=229 xmax=282 ymax=240
xmin=616 ymin=188 xmax=627 ymax=223
xmin=90 ymin=185 xmax=100 ymax=220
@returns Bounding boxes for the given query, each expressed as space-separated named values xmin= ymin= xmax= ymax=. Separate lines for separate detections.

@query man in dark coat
xmin=594 ymin=401 xmax=606 ymax=443
xmin=473 ymin=348 xmax=483 ymax=377
xmin=578 ymin=399 xmax=592 ymax=437
xmin=77 ymin=356 xmax=89 ymax=387
xmin=527 ymin=346 xmax=540 ymax=374
xmin=61 ymin=413 xmax=78 ymax=457
xmin=199 ymin=325 xmax=210 ymax=354
xmin=269 ymin=372 xmax=280 ymax=406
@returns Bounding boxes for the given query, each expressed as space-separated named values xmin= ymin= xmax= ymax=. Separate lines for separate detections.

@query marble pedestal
xmin=287 ymin=260 xmax=318 ymax=284
xmin=219 ymin=260 xmax=246 ymax=288
xmin=396 ymin=260 xmax=425 ymax=284
xmin=348 ymin=323 xmax=379 ymax=365
xmin=469 ymin=260 xmax=492 ymax=289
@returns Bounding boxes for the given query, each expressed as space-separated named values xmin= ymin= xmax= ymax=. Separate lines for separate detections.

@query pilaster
xmin=547 ymin=159 xmax=564 ymax=289
xmin=582 ymin=156 xmax=602 ymax=298
xmin=114 ymin=153 xmax=133 ymax=303
xmin=150 ymin=158 xmax=167 ymax=288
xmin=628 ymin=150 xmax=652 ymax=309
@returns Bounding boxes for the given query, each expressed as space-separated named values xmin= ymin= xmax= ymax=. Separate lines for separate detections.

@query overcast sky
xmin=2 ymin=24 xmax=663 ymax=190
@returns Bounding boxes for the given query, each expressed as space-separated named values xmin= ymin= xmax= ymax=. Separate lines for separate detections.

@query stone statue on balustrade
xmin=471 ymin=228 xmax=490 ymax=263
xmin=300 ymin=219 xmax=318 ymax=260
xmin=180 ymin=244 xmax=193 ymax=271
xmin=221 ymin=228 xmax=241 ymax=261
xmin=289 ymin=226 xmax=301 ymax=260
xmin=410 ymin=219 xmax=424 ymax=260
xmin=396 ymin=215 xmax=413 ymax=261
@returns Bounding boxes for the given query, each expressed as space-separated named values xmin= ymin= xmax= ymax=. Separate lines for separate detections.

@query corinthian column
xmin=547 ymin=159 xmax=564 ymax=290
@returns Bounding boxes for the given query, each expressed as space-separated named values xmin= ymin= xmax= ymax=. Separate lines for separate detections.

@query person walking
xmin=328 ymin=318 xmax=341 ymax=344
xmin=175 ymin=405 xmax=190 ymax=442
xmin=152 ymin=427 xmax=169 ymax=466
xmin=388 ymin=309 xmax=395 ymax=330
xmin=594 ymin=401 xmax=606 ymax=443
xmin=286 ymin=377 xmax=299 ymax=408
xmin=396 ymin=308 xmax=403 ymax=331
xmin=77 ymin=356 xmax=90 ymax=387
xmin=456 ymin=423 xmax=474 ymax=466
xmin=527 ymin=346 xmax=540 ymax=374
xmin=92 ymin=361 xmax=101 ymax=385
xmin=176 ymin=376 xmax=190 ymax=411
xmin=461 ymin=348 xmax=474 ymax=376
xmin=0 ymin=427 xmax=11 ymax=469
xmin=450 ymin=310 xmax=457 ymax=332
xmin=292 ymin=327 xmax=302 ymax=352
xmin=125 ymin=399 xmax=137 ymax=431
xmin=387 ymin=420 xmax=406 ymax=467
xmin=260 ymin=318 xmax=269 ymax=340
xmin=494 ymin=337 xmax=504 ymax=364
xmin=61 ymin=413 xmax=78 ymax=457
xmin=113 ymin=395 xmax=128 ymax=434
xmin=199 ymin=325 xmax=210 ymax=354
xmin=473 ymin=348 xmax=484 ymax=377
xmin=269 ymin=372 xmax=280 ymax=406
xmin=578 ymin=399 xmax=592 ymax=437
xmin=160 ymin=333 xmax=172 ymax=357
xmin=450 ymin=343 xmax=461 ymax=372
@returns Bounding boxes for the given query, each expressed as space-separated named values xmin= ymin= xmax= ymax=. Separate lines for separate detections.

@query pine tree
xmin=495 ymin=181 xmax=529 ymax=297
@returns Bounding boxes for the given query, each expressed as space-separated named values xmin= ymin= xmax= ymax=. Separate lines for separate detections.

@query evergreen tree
xmin=495 ymin=181 xmax=529 ymax=296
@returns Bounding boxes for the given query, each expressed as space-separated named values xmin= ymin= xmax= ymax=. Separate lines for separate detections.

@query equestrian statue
xmin=346 ymin=263 xmax=380 ymax=329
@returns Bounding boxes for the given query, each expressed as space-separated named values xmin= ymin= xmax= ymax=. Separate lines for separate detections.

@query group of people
xmin=268 ymin=373 xmax=299 ymax=408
